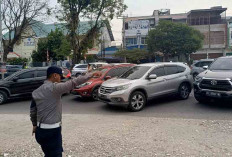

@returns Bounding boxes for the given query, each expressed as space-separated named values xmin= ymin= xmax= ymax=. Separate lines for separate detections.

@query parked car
xmin=98 ymin=62 xmax=193 ymax=112
xmin=71 ymin=62 xmax=109 ymax=77
xmin=194 ymin=56 xmax=232 ymax=103
xmin=191 ymin=59 xmax=214 ymax=80
xmin=0 ymin=66 xmax=71 ymax=104
xmin=0 ymin=67 xmax=47 ymax=104
xmin=71 ymin=64 xmax=88 ymax=77
xmin=5 ymin=65 xmax=23 ymax=77
xmin=72 ymin=64 xmax=135 ymax=100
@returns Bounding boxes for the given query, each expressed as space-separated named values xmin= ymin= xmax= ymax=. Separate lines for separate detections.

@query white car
xmin=72 ymin=62 xmax=109 ymax=76
xmin=71 ymin=64 xmax=88 ymax=76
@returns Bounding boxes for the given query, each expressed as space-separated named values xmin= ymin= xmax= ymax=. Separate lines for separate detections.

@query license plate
xmin=206 ymin=92 xmax=221 ymax=97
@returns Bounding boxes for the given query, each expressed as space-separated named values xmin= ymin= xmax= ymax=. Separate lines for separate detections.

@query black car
xmin=0 ymin=67 xmax=47 ymax=104
xmin=5 ymin=65 xmax=23 ymax=77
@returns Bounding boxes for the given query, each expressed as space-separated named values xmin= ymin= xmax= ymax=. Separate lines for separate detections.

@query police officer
xmin=30 ymin=66 xmax=92 ymax=157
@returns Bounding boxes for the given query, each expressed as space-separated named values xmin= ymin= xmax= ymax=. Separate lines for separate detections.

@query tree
xmin=57 ymin=0 xmax=127 ymax=65
xmin=2 ymin=0 xmax=50 ymax=62
xmin=147 ymin=21 xmax=204 ymax=62
xmin=32 ymin=29 xmax=71 ymax=62
xmin=114 ymin=49 xmax=149 ymax=64
xmin=7 ymin=58 xmax=28 ymax=65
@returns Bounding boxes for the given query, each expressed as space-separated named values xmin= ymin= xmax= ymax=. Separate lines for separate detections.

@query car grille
xmin=200 ymin=79 xmax=232 ymax=91
xmin=100 ymin=86 xmax=116 ymax=94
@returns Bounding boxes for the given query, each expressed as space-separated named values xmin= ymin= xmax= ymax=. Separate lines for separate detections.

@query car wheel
xmin=75 ymin=73 xmax=80 ymax=77
xmin=178 ymin=83 xmax=191 ymax=100
xmin=0 ymin=91 xmax=7 ymax=105
xmin=193 ymin=73 xmax=198 ymax=81
xmin=92 ymin=88 xmax=99 ymax=101
xmin=128 ymin=91 xmax=146 ymax=112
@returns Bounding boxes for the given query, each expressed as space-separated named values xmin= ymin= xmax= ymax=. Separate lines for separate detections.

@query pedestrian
xmin=30 ymin=66 xmax=92 ymax=157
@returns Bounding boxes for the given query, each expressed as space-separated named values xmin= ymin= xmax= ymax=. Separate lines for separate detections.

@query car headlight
xmin=115 ymin=84 xmax=131 ymax=91
xmin=195 ymin=76 xmax=202 ymax=82
xmin=76 ymin=82 xmax=92 ymax=88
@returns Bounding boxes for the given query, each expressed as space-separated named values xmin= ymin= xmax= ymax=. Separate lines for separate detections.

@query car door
xmin=164 ymin=65 xmax=182 ymax=93
xmin=10 ymin=71 xmax=36 ymax=95
xmin=145 ymin=66 xmax=168 ymax=98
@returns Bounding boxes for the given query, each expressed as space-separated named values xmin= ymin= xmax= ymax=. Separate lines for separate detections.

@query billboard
xmin=125 ymin=20 xmax=149 ymax=37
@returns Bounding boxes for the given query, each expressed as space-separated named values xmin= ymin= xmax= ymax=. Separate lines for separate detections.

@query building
xmin=228 ymin=18 xmax=232 ymax=49
xmin=188 ymin=6 xmax=227 ymax=60
xmin=122 ymin=6 xmax=228 ymax=61
xmin=3 ymin=21 xmax=114 ymax=60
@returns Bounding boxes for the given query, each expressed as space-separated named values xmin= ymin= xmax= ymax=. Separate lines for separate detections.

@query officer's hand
xmin=32 ymin=126 xmax=37 ymax=136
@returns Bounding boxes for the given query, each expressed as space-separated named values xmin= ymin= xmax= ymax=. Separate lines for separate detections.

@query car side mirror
xmin=13 ymin=77 xmax=19 ymax=82
xmin=148 ymin=74 xmax=157 ymax=79
xmin=203 ymin=66 xmax=208 ymax=70
xmin=105 ymin=76 xmax=111 ymax=80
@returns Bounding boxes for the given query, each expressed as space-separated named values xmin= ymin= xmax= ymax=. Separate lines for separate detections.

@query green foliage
xmin=32 ymin=28 xmax=71 ymax=62
xmin=114 ymin=49 xmax=149 ymax=63
xmin=57 ymin=0 xmax=127 ymax=64
xmin=147 ymin=21 xmax=204 ymax=58
xmin=7 ymin=58 xmax=28 ymax=65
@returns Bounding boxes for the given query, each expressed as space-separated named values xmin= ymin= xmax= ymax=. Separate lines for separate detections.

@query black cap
xmin=47 ymin=66 xmax=65 ymax=79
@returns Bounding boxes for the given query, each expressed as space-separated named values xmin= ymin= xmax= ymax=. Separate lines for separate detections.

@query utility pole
xmin=117 ymin=15 xmax=128 ymax=62
xmin=0 ymin=0 xmax=4 ymax=79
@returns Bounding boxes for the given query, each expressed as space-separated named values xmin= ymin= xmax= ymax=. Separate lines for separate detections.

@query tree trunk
xmin=3 ymin=47 xmax=9 ymax=62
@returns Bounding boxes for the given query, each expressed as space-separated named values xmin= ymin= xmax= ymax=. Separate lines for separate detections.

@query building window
xmin=126 ymin=38 xmax=137 ymax=46
xmin=125 ymin=22 xmax=128 ymax=30
xmin=141 ymin=37 xmax=147 ymax=45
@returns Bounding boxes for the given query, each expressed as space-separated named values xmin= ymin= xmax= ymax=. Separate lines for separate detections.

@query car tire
xmin=75 ymin=73 xmax=80 ymax=77
xmin=0 ymin=91 xmax=7 ymax=105
xmin=178 ymin=83 xmax=191 ymax=100
xmin=128 ymin=91 xmax=146 ymax=112
xmin=92 ymin=87 xmax=99 ymax=101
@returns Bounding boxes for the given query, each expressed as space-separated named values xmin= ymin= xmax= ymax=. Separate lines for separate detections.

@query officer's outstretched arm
xmin=54 ymin=73 xmax=92 ymax=95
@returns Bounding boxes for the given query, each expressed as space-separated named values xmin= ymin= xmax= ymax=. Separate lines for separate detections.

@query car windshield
xmin=209 ymin=58 xmax=232 ymax=70
xmin=120 ymin=66 xmax=151 ymax=80
xmin=92 ymin=68 xmax=108 ymax=78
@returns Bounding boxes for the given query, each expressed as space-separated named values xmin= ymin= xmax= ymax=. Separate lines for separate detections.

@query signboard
xmin=24 ymin=38 xmax=35 ymax=46
xmin=128 ymin=20 xmax=149 ymax=30
xmin=125 ymin=20 xmax=149 ymax=37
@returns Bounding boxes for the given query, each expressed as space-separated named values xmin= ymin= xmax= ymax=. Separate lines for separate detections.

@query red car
xmin=72 ymin=64 xmax=135 ymax=100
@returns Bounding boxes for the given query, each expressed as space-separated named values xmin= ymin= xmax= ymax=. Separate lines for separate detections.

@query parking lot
xmin=1 ymin=93 xmax=232 ymax=156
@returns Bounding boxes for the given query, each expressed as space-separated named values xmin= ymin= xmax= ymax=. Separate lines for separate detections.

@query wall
xmin=13 ymin=26 xmax=38 ymax=59
xmin=191 ymin=24 xmax=227 ymax=49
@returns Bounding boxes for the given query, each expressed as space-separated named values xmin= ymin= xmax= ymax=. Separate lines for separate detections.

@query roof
xmin=188 ymin=7 xmax=227 ymax=15
xmin=159 ymin=13 xmax=187 ymax=20
xmin=4 ymin=20 xmax=114 ymax=41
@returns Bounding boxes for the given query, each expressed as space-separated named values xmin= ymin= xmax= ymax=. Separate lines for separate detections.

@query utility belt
xmin=37 ymin=122 xmax=62 ymax=129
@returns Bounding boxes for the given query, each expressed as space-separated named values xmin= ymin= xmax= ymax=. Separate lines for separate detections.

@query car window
xmin=75 ymin=65 xmax=87 ymax=68
xmin=194 ymin=62 xmax=201 ymax=67
xmin=200 ymin=61 xmax=213 ymax=67
xmin=150 ymin=67 xmax=165 ymax=77
xmin=18 ymin=71 xmax=34 ymax=79
xmin=120 ymin=66 xmax=151 ymax=80
xmin=36 ymin=70 xmax=47 ymax=77
xmin=210 ymin=58 xmax=232 ymax=70
xmin=106 ymin=69 xmax=119 ymax=77
xmin=164 ymin=66 xmax=179 ymax=75
xmin=177 ymin=66 xmax=186 ymax=73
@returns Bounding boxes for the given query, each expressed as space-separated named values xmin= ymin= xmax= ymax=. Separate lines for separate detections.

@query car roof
xmin=138 ymin=62 xmax=187 ymax=67
xmin=101 ymin=63 xmax=135 ymax=69
xmin=89 ymin=62 xmax=108 ymax=65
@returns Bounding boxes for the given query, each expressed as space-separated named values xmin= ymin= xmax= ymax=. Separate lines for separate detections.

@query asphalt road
xmin=0 ymin=93 xmax=232 ymax=121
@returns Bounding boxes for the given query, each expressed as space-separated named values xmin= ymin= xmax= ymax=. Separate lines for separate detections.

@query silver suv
xmin=191 ymin=59 xmax=214 ymax=80
xmin=194 ymin=57 xmax=232 ymax=103
xmin=98 ymin=62 xmax=193 ymax=111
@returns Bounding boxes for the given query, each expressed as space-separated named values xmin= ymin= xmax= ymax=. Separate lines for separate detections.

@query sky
xmin=49 ymin=0 xmax=232 ymax=45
